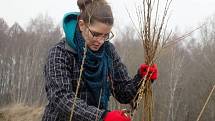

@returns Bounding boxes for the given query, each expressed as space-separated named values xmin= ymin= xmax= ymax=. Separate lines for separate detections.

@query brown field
xmin=0 ymin=104 xmax=44 ymax=121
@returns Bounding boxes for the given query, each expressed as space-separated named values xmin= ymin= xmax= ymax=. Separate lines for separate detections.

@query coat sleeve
xmin=44 ymin=44 xmax=105 ymax=121
xmin=108 ymin=43 xmax=142 ymax=104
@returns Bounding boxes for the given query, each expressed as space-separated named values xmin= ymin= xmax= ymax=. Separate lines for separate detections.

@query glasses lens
xmin=88 ymin=26 xmax=114 ymax=41
xmin=105 ymin=32 xmax=114 ymax=41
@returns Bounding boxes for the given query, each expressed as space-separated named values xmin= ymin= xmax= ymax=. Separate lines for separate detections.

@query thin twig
xmin=196 ymin=84 xmax=215 ymax=121
xmin=125 ymin=6 xmax=142 ymax=38
xmin=69 ymin=43 xmax=87 ymax=121
xmin=163 ymin=23 xmax=206 ymax=49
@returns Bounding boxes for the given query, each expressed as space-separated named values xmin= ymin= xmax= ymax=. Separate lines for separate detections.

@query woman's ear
xmin=78 ymin=20 xmax=85 ymax=32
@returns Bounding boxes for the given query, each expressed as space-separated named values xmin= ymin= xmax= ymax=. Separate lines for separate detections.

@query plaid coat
xmin=42 ymin=39 xmax=142 ymax=121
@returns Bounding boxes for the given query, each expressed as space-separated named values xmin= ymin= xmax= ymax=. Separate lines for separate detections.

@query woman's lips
xmin=93 ymin=44 xmax=100 ymax=48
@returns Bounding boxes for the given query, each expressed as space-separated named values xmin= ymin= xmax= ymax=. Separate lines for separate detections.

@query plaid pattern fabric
xmin=42 ymin=39 xmax=142 ymax=121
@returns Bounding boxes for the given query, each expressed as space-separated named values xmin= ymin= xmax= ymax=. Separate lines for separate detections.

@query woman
xmin=42 ymin=0 xmax=158 ymax=121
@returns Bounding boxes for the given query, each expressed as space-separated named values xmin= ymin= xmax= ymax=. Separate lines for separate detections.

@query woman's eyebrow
xmin=92 ymin=30 xmax=109 ymax=35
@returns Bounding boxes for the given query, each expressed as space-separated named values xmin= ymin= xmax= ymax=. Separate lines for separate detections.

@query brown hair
xmin=77 ymin=0 xmax=114 ymax=26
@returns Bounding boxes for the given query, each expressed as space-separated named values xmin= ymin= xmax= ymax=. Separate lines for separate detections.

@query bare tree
xmin=0 ymin=14 xmax=62 ymax=107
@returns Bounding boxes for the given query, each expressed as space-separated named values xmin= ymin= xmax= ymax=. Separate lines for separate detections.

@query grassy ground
xmin=0 ymin=104 xmax=44 ymax=121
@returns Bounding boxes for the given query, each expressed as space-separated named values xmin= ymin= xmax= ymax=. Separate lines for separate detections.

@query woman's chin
xmin=89 ymin=46 xmax=100 ymax=51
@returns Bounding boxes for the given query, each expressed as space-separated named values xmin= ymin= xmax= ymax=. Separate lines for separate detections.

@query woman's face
xmin=79 ymin=20 xmax=113 ymax=51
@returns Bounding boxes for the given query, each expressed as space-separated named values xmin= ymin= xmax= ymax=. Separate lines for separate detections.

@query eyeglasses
xmin=87 ymin=27 xmax=114 ymax=41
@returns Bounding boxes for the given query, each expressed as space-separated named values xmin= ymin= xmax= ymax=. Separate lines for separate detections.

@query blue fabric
xmin=63 ymin=12 xmax=80 ymax=50
xmin=63 ymin=12 xmax=111 ymax=109
xmin=74 ymin=30 xmax=111 ymax=109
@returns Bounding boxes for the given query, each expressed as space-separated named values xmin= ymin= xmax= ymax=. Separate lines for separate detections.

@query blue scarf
xmin=73 ymin=29 xmax=111 ymax=109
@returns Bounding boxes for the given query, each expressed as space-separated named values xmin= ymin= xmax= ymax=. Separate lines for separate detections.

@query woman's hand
xmin=103 ymin=110 xmax=131 ymax=121
xmin=139 ymin=64 xmax=158 ymax=80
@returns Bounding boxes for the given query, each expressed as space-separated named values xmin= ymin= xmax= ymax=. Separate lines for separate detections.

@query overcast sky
xmin=1 ymin=0 xmax=215 ymax=31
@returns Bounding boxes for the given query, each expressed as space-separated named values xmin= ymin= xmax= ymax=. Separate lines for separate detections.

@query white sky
xmin=0 ymin=0 xmax=215 ymax=31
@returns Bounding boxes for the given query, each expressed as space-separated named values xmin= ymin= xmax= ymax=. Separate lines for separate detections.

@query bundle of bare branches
xmin=130 ymin=0 xmax=173 ymax=121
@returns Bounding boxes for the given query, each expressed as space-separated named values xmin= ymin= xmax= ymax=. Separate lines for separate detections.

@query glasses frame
xmin=87 ymin=26 xmax=114 ymax=41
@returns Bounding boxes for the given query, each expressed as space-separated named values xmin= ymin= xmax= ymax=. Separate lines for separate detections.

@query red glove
xmin=139 ymin=64 xmax=158 ymax=80
xmin=103 ymin=110 xmax=131 ymax=121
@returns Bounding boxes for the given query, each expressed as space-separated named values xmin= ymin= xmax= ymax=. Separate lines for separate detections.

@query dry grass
xmin=0 ymin=104 xmax=44 ymax=121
